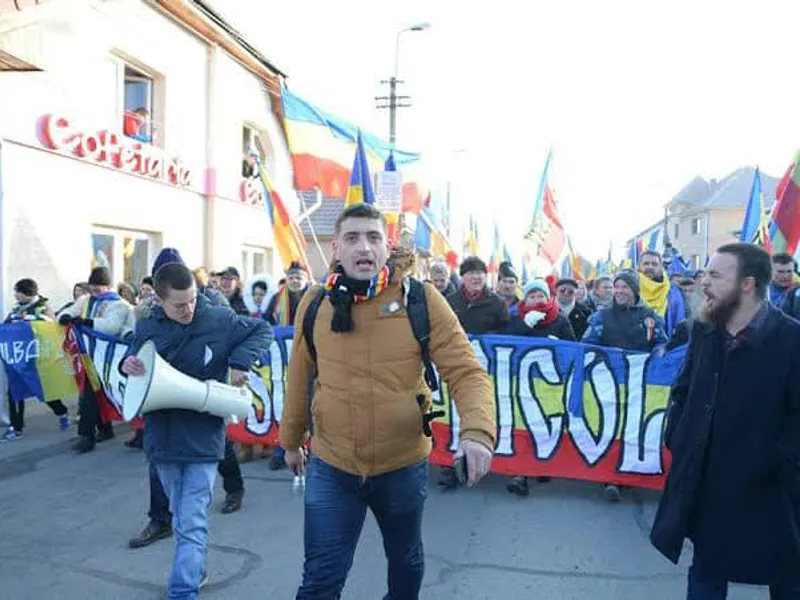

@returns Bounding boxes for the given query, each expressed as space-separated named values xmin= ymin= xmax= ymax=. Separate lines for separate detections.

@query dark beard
xmin=700 ymin=289 xmax=742 ymax=330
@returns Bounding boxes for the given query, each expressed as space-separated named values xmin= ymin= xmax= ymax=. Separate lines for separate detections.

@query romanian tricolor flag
xmin=769 ymin=151 xmax=800 ymax=255
xmin=740 ymin=168 xmax=772 ymax=251
xmin=0 ymin=322 xmax=78 ymax=402
xmin=523 ymin=149 xmax=566 ymax=268
xmin=254 ymin=158 xmax=308 ymax=270
xmin=488 ymin=222 xmax=503 ymax=274
xmin=345 ymin=130 xmax=375 ymax=207
xmin=464 ymin=216 xmax=480 ymax=257
xmin=281 ymin=86 xmax=427 ymax=214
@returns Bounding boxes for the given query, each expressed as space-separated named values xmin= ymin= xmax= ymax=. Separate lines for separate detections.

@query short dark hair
xmin=639 ymin=250 xmax=662 ymax=264
xmin=140 ymin=276 xmax=154 ymax=287
xmin=252 ymin=281 xmax=267 ymax=293
xmin=334 ymin=203 xmax=386 ymax=236
xmin=716 ymin=243 xmax=772 ymax=299
xmin=154 ymin=263 xmax=195 ymax=299
xmin=771 ymin=252 xmax=795 ymax=266
xmin=14 ymin=278 xmax=38 ymax=297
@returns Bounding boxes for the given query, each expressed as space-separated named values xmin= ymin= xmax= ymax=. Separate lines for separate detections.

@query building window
xmin=110 ymin=54 xmax=163 ymax=146
xmin=673 ymin=223 xmax=679 ymax=240
xmin=691 ymin=217 xmax=701 ymax=235
xmin=91 ymin=226 xmax=159 ymax=285
xmin=241 ymin=245 xmax=272 ymax=282
xmin=242 ymin=125 xmax=266 ymax=178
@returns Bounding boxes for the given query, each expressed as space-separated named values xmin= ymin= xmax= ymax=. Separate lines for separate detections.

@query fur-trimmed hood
xmin=243 ymin=273 xmax=278 ymax=315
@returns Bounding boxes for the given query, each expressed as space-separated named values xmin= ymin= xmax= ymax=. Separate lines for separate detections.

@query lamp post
xmin=377 ymin=22 xmax=431 ymax=147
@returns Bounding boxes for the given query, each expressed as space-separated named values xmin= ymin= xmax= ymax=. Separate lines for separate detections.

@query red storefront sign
xmin=40 ymin=114 xmax=192 ymax=188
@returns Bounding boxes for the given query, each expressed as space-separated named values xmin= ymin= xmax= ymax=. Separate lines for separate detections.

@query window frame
xmin=109 ymin=53 xmax=164 ymax=148
xmin=90 ymin=225 xmax=159 ymax=285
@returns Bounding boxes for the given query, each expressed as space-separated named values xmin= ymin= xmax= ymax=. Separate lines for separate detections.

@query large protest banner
xmin=0 ymin=323 xmax=685 ymax=490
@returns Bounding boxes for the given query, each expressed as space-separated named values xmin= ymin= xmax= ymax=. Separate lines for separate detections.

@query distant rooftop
xmin=669 ymin=166 xmax=779 ymax=210
xmin=298 ymin=193 xmax=344 ymax=237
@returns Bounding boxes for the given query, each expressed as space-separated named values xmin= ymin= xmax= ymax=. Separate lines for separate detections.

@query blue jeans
xmin=688 ymin=556 xmax=800 ymax=599
xmin=149 ymin=440 xmax=242 ymax=525
xmin=155 ymin=462 xmax=217 ymax=600
xmin=296 ymin=456 xmax=428 ymax=600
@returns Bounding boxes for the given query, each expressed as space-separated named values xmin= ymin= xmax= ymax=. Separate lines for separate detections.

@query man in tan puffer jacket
xmin=281 ymin=203 xmax=496 ymax=600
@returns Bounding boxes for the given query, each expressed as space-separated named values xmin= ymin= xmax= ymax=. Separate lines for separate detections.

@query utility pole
xmin=376 ymin=23 xmax=430 ymax=146
xmin=375 ymin=77 xmax=411 ymax=145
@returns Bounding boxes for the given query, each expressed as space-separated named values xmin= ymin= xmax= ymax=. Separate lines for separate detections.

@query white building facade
xmin=0 ymin=0 xmax=295 ymax=310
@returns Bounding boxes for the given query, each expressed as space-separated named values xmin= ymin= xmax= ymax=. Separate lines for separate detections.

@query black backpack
xmin=301 ymin=277 xmax=444 ymax=436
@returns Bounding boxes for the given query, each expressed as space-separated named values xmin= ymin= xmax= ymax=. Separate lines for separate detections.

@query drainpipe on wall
xmin=203 ymin=44 xmax=218 ymax=268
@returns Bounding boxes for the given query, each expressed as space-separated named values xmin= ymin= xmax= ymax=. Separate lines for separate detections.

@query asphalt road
xmin=0 ymin=404 xmax=767 ymax=600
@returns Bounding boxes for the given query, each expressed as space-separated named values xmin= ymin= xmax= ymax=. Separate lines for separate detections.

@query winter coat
xmin=651 ymin=305 xmax=800 ymax=584
xmin=60 ymin=293 xmax=134 ymax=338
xmin=564 ymin=302 xmax=593 ymax=339
xmin=199 ymin=286 xmax=229 ymax=309
xmin=128 ymin=294 xmax=273 ymax=464
xmin=666 ymin=319 xmax=691 ymax=351
xmin=582 ymin=301 xmax=667 ymax=351
xmin=504 ymin=314 xmax=576 ymax=341
xmin=280 ymin=278 xmax=497 ymax=477
xmin=242 ymin=273 xmax=277 ymax=318
xmin=5 ymin=296 xmax=55 ymax=323
xmin=264 ymin=286 xmax=308 ymax=326
xmin=227 ymin=290 xmax=249 ymax=316
xmin=446 ymin=288 xmax=510 ymax=335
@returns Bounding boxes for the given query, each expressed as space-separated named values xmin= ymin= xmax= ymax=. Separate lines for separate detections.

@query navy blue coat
xmin=650 ymin=304 xmax=800 ymax=584
xmin=128 ymin=294 xmax=273 ymax=464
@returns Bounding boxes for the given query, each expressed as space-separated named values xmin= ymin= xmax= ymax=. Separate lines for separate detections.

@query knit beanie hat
xmin=285 ymin=261 xmax=307 ymax=276
xmin=88 ymin=267 xmax=111 ymax=287
xmin=523 ymin=279 xmax=551 ymax=300
xmin=151 ymin=248 xmax=185 ymax=277
xmin=498 ymin=261 xmax=518 ymax=281
xmin=614 ymin=271 xmax=640 ymax=302
xmin=460 ymin=256 xmax=487 ymax=276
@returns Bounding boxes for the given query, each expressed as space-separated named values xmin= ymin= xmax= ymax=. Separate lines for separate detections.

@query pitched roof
xmin=669 ymin=167 xmax=780 ymax=210
xmin=298 ymin=192 xmax=344 ymax=237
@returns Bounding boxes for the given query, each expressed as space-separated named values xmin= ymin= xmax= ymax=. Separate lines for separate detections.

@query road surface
xmin=0 ymin=402 xmax=766 ymax=599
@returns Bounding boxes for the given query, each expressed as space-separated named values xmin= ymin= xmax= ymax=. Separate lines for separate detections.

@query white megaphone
xmin=122 ymin=341 xmax=253 ymax=423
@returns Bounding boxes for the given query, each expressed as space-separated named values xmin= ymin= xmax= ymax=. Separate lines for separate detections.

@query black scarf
xmin=326 ymin=264 xmax=392 ymax=332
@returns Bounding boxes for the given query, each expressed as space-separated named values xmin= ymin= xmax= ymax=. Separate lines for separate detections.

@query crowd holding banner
xmin=0 ymin=321 xmax=685 ymax=490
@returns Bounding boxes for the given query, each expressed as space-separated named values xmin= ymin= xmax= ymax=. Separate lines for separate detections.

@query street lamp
xmin=376 ymin=22 xmax=431 ymax=146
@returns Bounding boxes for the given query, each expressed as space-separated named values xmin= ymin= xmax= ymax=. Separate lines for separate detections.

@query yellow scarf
xmin=638 ymin=274 xmax=670 ymax=317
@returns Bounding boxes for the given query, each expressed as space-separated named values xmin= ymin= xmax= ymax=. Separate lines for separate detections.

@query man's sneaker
xmin=603 ymin=484 xmax=622 ymax=503
xmin=1 ymin=428 xmax=21 ymax=442
xmin=268 ymin=454 xmax=287 ymax=471
xmin=200 ymin=571 xmax=209 ymax=589
xmin=58 ymin=415 xmax=71 ymax=431
xmin=128 ymin=520 xmax=172 ymax=549
xmin=221 ymin=490 xmax=244 ymax=514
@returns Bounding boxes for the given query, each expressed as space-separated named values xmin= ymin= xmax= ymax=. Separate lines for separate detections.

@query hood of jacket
xmin=243 ymin=273 xmax=277 ymax=315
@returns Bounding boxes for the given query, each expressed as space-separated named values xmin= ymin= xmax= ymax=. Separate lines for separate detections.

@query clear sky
xmin=218 ymin=0 xmax=799 ymax=262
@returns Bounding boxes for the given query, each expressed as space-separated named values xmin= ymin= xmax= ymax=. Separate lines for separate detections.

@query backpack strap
xmin=302 ymin=287 xmax=326 ymax=367
xmin=403 ymin=278 xmax=438 ymax=393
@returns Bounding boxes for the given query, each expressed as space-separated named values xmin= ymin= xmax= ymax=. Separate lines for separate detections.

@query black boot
xmin=221 ymin=490 xmax=244 ymax=514
xmin=124 ymin=429 xmax=143 ymax=449
xmin=73 ymin=436 xmax=95 ymax=454
xmin=128 ymin=520 xmax=172 ymax=549
xmin=437 ymin=467 xmax=459 ymax=490
xmin=96 ymin=422 xmax=114 ymax=442
xmin=507 ymin=476 xmax=530 ymax=497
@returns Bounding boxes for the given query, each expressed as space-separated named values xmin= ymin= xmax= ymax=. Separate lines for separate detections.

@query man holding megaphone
xmin=121 ymin=262 xmax=272 ymax=599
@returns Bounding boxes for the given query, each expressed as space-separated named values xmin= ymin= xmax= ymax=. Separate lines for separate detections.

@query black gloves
xmin=58 ymin=315 xmax=93 ymax=328
xmin=58 ymin=314 xmax=72 ymax=325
